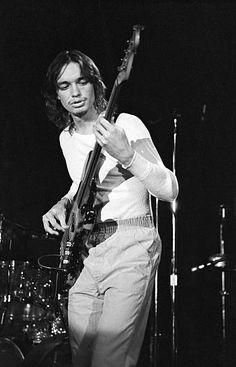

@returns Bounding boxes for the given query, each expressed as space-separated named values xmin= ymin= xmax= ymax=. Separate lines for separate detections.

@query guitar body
xmin=59 ymin=165 xmax=98 ymax=277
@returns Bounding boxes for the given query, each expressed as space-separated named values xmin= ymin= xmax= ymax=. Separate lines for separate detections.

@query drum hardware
xmin=37 ymin=254 xmax=70 ymax=337
xmin=38 ymin=253 xmax=66 ymax=272
xmin=191 ymin=204 xmax=232 ymax=367
xmin=41 ymin=291 xmax=68 ymax=338
xmin=37 ymin=253 xmax=80 ymax=337
xmin=21 ymin=336 xmax=71 ymax=367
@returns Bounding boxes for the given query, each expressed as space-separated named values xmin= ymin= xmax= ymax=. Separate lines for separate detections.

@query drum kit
xmin=0 ymin=214 xmax=71 ymax=366
xmin=0 ymin=204 xmax=233 ymax=366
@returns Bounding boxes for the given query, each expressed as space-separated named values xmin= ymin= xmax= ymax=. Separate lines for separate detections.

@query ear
xmin=57 ymin=95 xmax=60 ymax=100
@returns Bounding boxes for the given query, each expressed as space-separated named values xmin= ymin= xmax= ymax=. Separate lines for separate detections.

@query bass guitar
xmin=59 ymin=24 xmax=144 ymax=277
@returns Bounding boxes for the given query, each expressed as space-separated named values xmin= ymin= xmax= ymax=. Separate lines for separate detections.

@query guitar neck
xmin=75 ymin=24 xmax=144 ymax=191
xmin=105 ymin=79 xmax=122 ymax=121
xmin=81 ymin=79 xmax=122 ymax=186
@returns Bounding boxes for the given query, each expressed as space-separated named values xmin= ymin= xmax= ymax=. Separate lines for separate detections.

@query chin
xmin=72 ymin=107 xmax=87 ymax=115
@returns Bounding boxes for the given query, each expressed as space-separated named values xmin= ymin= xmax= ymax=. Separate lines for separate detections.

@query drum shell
xmin=0 ymin=337 xmax=24 ymax=367
xmin=4 ymin=300 xmax=45 ymax=322
xmin=0 ymin=260 xmax=53 ymax=306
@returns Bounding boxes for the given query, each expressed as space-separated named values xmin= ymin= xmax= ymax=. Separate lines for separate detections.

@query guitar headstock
xmin=117 ymin=24 xmax=144 ymax=85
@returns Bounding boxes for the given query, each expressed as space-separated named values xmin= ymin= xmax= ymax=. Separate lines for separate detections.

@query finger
xmin=99 ymin=117 xmax=114 ymax=130
xmin=42 ymin=214 xmax=59 ymax=235
xmin=46 ymin=227 xmax=59 ymax=236
xmin=57 ymin=214 xmax=68 ymax=229
xmin=95 ymin=125 xmax=110 ymax=145
xmin=94 ymin=130 xmax=106 ymax=147
xmin=99 ymin=111 xmax=115 ymax=125
xmin=95 ymin=122 xmax=107 ymax=136
xmin=43 ymin=211 xmax=59 ymax=228
xmin=43 ymin=212 xmax=65 ymax=234
xmin=99 ymin=111 xmax=106 ymax=118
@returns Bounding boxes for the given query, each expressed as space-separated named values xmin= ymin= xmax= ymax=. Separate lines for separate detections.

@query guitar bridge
xmin=61 ymin=241 xmax=73 ymax=267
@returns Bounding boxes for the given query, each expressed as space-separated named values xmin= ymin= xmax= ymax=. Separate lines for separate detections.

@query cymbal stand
xmin=219 ymin=204 xmax=227 ymax=366
xmin=170 ymin=112 xmax=179 ymax=367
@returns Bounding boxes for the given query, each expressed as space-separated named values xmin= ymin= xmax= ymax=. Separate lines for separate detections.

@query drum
xmin=8 ymin=261 xmax=41 ymax=301
xmin=4 ymin=300 xmax=45 ymax=322
xmin=32 ymin=272 xmax=53 ymax=306
xmin=0 ymin=300 xmax=46 ymax=344
xmin=0 ymin=337 xmax=24 ymax=367
xmin=57 ymin=291 xmax=68 ymax=326
xmin=0 ymin=260 xmax=53 ymax=305
xmin=22 ymin=337 xmax=72 ymax=367
xmin=1 ymin=259 xmax=69 ymax=346
xmin=0 ymin=261 xmax=52 ymax=345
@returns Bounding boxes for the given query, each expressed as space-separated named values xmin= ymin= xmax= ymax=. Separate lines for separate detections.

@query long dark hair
xmin=43 ymin=50 xmax=107 ymax=131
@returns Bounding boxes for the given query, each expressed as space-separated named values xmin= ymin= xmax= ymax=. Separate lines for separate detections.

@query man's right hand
xmin=42 ymin=198 xmax=69 ymax=235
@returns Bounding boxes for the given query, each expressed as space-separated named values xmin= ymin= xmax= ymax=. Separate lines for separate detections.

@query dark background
xmin=0 ymin=1 xmax=235 ymax=366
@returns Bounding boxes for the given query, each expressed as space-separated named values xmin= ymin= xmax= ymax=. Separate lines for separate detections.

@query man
xmin=42 ymin=49 xmax=178 ymax=367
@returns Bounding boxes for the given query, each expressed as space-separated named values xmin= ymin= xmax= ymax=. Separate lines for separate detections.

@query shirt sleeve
xmin=118 ymin=113 xmax=179 ymax=202
xmin=123 ymin=148 xmax=179 ymax=201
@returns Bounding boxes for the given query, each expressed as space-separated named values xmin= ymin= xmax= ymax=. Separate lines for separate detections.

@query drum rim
xmin=0 ymin=336 xmax=25 ymax=360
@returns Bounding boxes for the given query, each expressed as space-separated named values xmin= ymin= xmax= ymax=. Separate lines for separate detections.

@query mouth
xmin=70 ymin=99 xmax=86 ymax=107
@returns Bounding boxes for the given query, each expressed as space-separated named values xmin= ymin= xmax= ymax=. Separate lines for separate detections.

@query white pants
xmin=68 ymin=216 xmax=161 ymax=367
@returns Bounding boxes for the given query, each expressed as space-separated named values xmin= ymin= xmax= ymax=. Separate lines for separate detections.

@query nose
xmin=71 ymin=83 xmax=81 ymax=96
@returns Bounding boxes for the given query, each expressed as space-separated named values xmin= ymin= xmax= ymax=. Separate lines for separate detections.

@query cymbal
xmin=1 ymin=215 xmax=55 ymax=240
xmin=209 ymin=253 xmax=236 ymax=271
xmin=191 ymin=253 xmax=236 ymax=272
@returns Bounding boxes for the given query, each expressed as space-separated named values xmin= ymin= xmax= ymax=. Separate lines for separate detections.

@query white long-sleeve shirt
xmin=60 ymin=113 xmax=178 ymax=222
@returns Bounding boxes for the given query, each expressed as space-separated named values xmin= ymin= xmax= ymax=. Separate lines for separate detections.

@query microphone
xmin=191 ymin=254 xmax=226 ymax=272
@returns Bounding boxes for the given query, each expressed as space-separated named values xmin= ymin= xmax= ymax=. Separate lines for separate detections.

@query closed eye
xmin=57 ymin=77 xmax=89 ymax=91
xmin=58 ymin=83 xmax=69 ymax=90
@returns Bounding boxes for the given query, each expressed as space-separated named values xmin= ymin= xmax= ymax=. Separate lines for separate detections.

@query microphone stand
xmin=150 ymin=112 xmax=179 ymax=367
xmin=219 ymin=204 xmax=227 ymax=366
xmin=170 ymin=112 xmax=179 ymax=367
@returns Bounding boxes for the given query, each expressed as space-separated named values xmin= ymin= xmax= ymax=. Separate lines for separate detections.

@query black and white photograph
xmin=0 ymin=1 xmax=235 ymax=366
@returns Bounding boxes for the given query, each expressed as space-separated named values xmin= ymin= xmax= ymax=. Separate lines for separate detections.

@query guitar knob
xmin=81 ymin=204 xmax=88 ymax=216
xmin=85 ymin=210 xmax=96 ymax=223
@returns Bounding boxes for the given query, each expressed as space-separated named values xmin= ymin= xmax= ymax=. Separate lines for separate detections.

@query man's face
xmin=56 ymin=62 xmax=96 ymax=118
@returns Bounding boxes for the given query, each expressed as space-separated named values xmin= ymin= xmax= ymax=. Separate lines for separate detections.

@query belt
xmin=88 ymin=215 xmax=154 ymax=247
xmin=94 ymin=215 xmax=153 ymax=232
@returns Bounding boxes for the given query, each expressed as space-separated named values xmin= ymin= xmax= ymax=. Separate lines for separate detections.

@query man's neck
xmin=73 ymin=110 xmax=99 ymax=135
